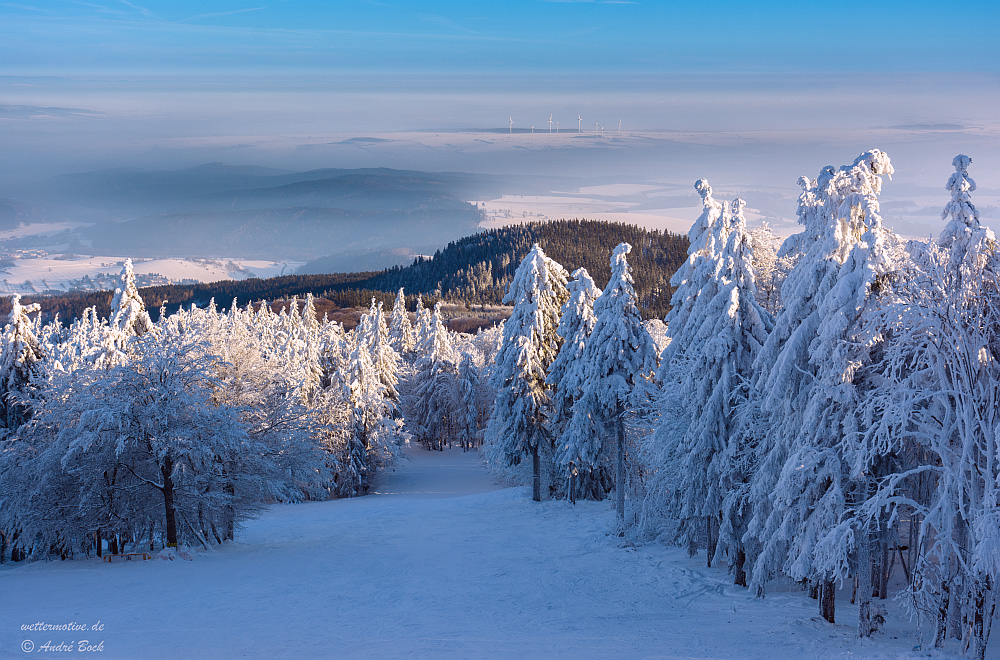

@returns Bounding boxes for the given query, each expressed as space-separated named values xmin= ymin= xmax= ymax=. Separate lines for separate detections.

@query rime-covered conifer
xmin=557 ymin=243 xmax=656 ymax=516
xmin=408 ymin=302 xmax=457 ymax=450
xmin=744 ymin=150 xmax=896 ymax=633
xmin=0 ymin=295 xmax=45 ymax=434
xmin=547 ymin=268 xmax=601 ymax=438
xmin=109 ymin=258 xmax=153 ymax=339
xmin=484 ymin=244 xmax=568 ymax=501
xmin=389 ymin=288 xmax=415 ymax=354
xmin=645 ymin=199 xmax=773 ymax=572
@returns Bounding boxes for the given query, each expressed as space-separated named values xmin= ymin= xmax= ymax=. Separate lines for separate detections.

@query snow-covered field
xmin=474 ymin=192 xmax=704 ymax=235
xmin=0 ymin=222 xmax=88 ymax=241
xmin=0 ymin=446 xmax=982 ymax=660
xmin=473 ymin=183 xmax=777 ymax=236
xmin=0 ymin=256 xmax=302 ymax=295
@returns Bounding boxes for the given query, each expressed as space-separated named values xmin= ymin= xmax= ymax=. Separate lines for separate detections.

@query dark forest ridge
xmin=4 ymin=219 xmax=689 ymax=323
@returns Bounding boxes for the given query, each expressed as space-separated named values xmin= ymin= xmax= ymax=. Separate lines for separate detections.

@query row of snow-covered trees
xmin=481 ymin=151 xmax=998 ymax=658
xmin=0 ymin=262 xmax=500 ymax=561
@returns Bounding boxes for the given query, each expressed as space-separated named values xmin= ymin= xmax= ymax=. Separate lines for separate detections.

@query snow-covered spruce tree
xmin=485 ymin=244 xmax=568 ymax=501
xmin=370 ymin=301 xmax=400 ymax=403
xmin=557 ymin=243 xmax=656 ymax=518
xmin=301 ymin=293 xmax=319 ymax=333
xmin=408 ymin=302 xmax=458 ymax=450
xmin=455 ymin=352 xmax=482 ymax=451
xmin=658 ymin=179 xmax=727 ymax=372
xmin=413 ymin=294 xmax=431 ymax=350
xmin=547 ymin=268 xmax=601 ymax=442
xmin=0 ymin=295 xmax=45 ymax=435
xmin=109 ymin=258 xmax=153 ymax=339
xmin=744 ymin=150 xmax=896 ymax=633
xmin=642 ymin=180 xmax=731 ymax=537
xmin=318 ymin=319 xmax=349 ymax=390
xmin=939 ymin=154 xmax=986 ymax=273
xmin=339 ymin=338 xmax=401 ymax=496
xmin=353 ymin=299 xmax=377 ymax=352
xmin=389 ymin=288 xmax=415 ymax=355
xmin=646 ymin=199 xmax=774 ymax=570
xmin=735 ymin=165 xmax=838 ymax=595
xmin=853 ymin=155 xmax=1000 ymax=658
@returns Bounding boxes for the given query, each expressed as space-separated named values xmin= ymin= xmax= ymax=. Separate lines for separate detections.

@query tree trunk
xmin=569 ymin=463 xmax=577 ymax=504
xmin=531 ymin=443 xmax=541 ymax=503
xmin=858 ymin=525 xmax=876 ymax=637
xmin=734 ymin=549 xmax=747 ymax=588
xmin=705 ymin=516 xmax=717 ymax=568
xmin=225 ymin=477 xmax=236 ymax=541
xmin=615 ymin=411 xmax=625 ymax=523
xmin=972 ymin=577 xmax=991 ymax=660
xmin=162 ymin=457 xmax=179 ymax=547
xmin=879 ymin=537 xmax=890 ymax=599
xmin=95 ymin=529 xmax=102 ymax=558
xmin=935 ymin=580 xmax=950 ymax=648
xmin=951 ymin=521 xmax=967 ymax=640
xmin=820 ymin=579 xmax=836 ymax=624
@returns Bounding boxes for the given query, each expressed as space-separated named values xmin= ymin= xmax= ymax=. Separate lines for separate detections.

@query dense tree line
xmin=364 ymin=219 xmax=688 ymax=318
xmin=0 ymin=272 xmax=382 ymax=323
xmin=4 ymin=220 xmax=688 ymax=324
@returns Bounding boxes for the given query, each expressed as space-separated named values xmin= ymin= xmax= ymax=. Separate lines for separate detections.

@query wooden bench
xmin=103 ymin=552 xmax=152 ymax=563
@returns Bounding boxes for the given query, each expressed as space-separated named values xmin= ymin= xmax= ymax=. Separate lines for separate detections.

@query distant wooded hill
xmin=7 ymin=220 xmax=689 ymax=323
xmin=79 ymin=169 xmax=490 ymax=261
xmin=357 ymin=219 xmax=689 ymax=318
xmin=12 ymin=164 xmax=576 ymax=265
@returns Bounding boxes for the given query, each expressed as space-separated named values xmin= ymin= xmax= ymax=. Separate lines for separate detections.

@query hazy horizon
xmin=2 ymin=1 xmax=999 ymax=240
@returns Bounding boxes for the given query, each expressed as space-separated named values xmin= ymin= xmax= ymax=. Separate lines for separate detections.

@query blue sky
xmin=3 ymin=0 xmax=998 ymax=75
xmin=1 ymin=0 xmax=999 ymax=190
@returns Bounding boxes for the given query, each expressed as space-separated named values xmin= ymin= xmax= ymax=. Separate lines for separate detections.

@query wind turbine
xmin=509 ymin=116 xmax=513 ymax=136
xmin=531 ymin=124 xmax=534 ymax=138
xmin=548 ymin=114 xmax=553 ymax=134
xmin=595 ymin=118 xmax=600 ymax=136
xmin=618 ymin=118 xmax=622 ymax=134
xmin=578 ymin=114 xmax=582 ymax=133
xmin=556 ymin=121 xmax=560 ymax=133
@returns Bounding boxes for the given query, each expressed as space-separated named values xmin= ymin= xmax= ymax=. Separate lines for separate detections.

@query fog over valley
xmin=2 ymin=85 xmax=1000 ymax=294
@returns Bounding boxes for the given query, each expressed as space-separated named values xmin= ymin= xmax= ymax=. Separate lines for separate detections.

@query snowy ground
xmin=0 ymin=446 xmax=986 ymax=659
xmin=472 ymin=182 xmax=782 ymax=237
xmin=0 ymin=222 xmax=89 ymax=241
xmin=0 ymin=256 xmax=302 ymax=295
xmin=473 ymin=192 xmax=704 ymax=235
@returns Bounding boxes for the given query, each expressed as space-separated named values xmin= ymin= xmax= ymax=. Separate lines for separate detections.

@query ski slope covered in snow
xmin=0 ymin=446 xmax=981 ymax=659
